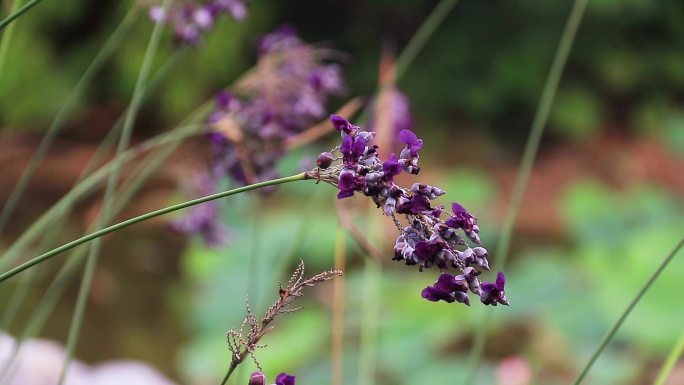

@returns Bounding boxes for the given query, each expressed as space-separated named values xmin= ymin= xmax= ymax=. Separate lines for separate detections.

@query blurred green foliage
xmin=2 ymin=0 xmax=684 ymax=145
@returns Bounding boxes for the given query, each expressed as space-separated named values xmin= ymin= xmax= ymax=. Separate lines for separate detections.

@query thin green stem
xmin=0 ymin=7 xmax=139 ymax=233
xmin=653 ymin=328 xmax=684 ymax=385
xmin=0 ymin=0 xmax=43 ymax=30
xmin=57 ymin=3 xmax=167 ymax=382
xmin=464 ymin=0 xmax=589 ymax=383
xmin=0 ymin=0 xmax=21 ymax=80
xmin=571 ymin=235 xmax=684 ymax=385
xmin=357 ymin=0 xmax=458 ymax=124
xmin=394 ymin=0 xmax=458 ymax=82
xmin=357 ymin=259 xmax=380 ymax=385
xmin=220 ymin=364 xmax=236 ymax=385
xmin=0 ymin=173 xmax=309 ymax=284
xmin=0 ymin=115 xmax=202 ymax=380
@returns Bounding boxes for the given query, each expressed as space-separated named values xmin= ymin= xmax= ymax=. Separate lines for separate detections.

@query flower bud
xmin=248 ymin=371 xmax=266 ymax=385
xmin=316 ymin=152 xmax=334 ymax=169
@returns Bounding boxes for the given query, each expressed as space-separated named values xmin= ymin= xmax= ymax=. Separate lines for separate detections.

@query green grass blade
xmin=653 ymin=328 xmax=684 ymax=385
xmin=571 ymin=236 xmax=684 ymax=385
xmin=394 ymin=0 xmax=458 ymax=82
xmin=0 ymin=0 xmax=22 ymax=80
xmin=0 ymin=0 xmax=44 ymax=30
xmin=0 ymin=7 xmax=139 ymax=233
xmin=464 ymin=0 xmax=589 ymax=383
xmin=0 ymin=173 xmax=309 ymax=284
xmin=56 ymin=2 xmax=169 ymax=381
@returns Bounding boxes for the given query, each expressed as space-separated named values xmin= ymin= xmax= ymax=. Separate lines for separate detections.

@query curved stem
xmin=0 ymin=6 xmax=139 ymax=233
xmin=464 ymin=0 xmax=588 ymax=383
xmin=0 ymin=0 xmax=44 ymax=30
xmin=653 ymin=328 xmax=684 ymax=385
xmin=571 ymin=236 xmax=684 ymax=385
xmin=0 ymin=173 xmax=310 ymax=284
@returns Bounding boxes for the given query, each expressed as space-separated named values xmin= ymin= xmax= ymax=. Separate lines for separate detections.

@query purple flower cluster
xmin=207 ymin=26 xmax=345 ymax=185
xmin=248 ymin=371 xmax=295 ymax=385
xmin=149 ymin=0 xmax=246 ymax=45
xmin=174 ymin=28 xmax=345 ymax=247
xmin=312 ymin=115 xmax=508 ymax=306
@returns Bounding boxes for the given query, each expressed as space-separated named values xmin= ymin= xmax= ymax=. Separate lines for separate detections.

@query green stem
xmin=0 ymin=173 xmax=309 ymax=284
xmin=57 ymin=3 xmax=167 ymax=382
xmin=357 ymin=0 xmax=458 ymax=124
xmin=653 ymin=328 xmax=684 ymax=385
xmin=571 ymin=236 xmax=684 ymax=385
xmin=464 ymin=0 xmax=589 ymax=383
xmin=0 ymin=0 xmax=43 ymax=30
xmin=0 ymin=0 xmax=21 ymax=80
xmin=394 ymin=0 xmax=458 ymax=81
xmin=0 ymin=116 xmax=201 ymax=380
xmin=0 ymin=6 xmax=139 ymax=233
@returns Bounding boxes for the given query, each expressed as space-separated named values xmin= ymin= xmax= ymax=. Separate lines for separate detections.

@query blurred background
xmin=0 ymin=0 xmax=683 ymax=384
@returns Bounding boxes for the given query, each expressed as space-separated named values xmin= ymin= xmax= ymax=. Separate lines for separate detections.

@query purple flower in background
xmin=275 ymin=373 xmax=296 ymax=385
xmin=171 ymin=174 xmax=230 ymax=248
xmin=368 ymin=86 xmax=413 ymax=143
xmin=480 ymin=272 xmax=510 ymax=306
xmin=207 ymin=27 xmax=346 ymax=185
xmin=310 ymin=115 xmax=508 ymax=306
xmin=149 ymin=0 xmax=247 ymax=46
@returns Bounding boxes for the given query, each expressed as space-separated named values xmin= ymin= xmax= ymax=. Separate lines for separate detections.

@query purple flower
xmin=480 ymin=272 xmax=510 ymax=306
xmin=248 ymin=371 xmax=266 ymax=385
xmin=330 ymin=114 xmax=359 ymax=136
xmin=337 ymin=170 xmax=364 ymax=199
xmin=398 ymin=129 xmax=423 ymax=157
xmin=340 ymin=135 xmax=366 ymax=166
xmin=275 ymin=373 xmax=296 ymax=385
xmin=396 ymin=193 xmax=431 ymax=215
xmin=445 ymin=202 xmax=477 ymax=232
xmin=421 ymin=273 xmax=470 ymax=305
xmin=382 ymin=154 xmax=402 ymax=181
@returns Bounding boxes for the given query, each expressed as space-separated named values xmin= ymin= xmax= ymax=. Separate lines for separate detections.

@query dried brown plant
xmin=221 ymin=261 xmax=343 ymax=384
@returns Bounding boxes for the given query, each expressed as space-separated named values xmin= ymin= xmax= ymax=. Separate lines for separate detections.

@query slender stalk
xmin=332 ymin=228 xmax=346 ymax=385
xmin=653 ymin=328 xmax=684 ymax=385
xmin=571 ymin=236 xmax=684 ymax=385
xmin=0 ymin=117 xmax=202 ymax=380
xmin=0 ymin=7 xmax=139 ymax=233
xmin=464 ymin=0 xmax=589 ymax=383
xmin=394 ymin=0 xmax=458 ymax=82
xmin=0 ymin=0 xmax=42 ymax=30
xmin=0 ymin=0 xmax=21 ymax=80
xmin=57 ymin=3 xmax=167 ymax=382
xmin=357 ymin=258 xmax=380 ymax=385
xmin=0 ymin=173 xmax=309 ymax=284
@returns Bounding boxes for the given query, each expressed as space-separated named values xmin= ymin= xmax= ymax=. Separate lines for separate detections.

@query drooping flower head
xmin=311 ymin=115 xmax=508 ymax=306
xmin=149 ymin=0 xmax=247 ymax=46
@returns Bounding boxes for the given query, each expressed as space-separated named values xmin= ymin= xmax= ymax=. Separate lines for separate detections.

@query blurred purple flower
xmin=149 ymin=0 xmax=247 ymax=46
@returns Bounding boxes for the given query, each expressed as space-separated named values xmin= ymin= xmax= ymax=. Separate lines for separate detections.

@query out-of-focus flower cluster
xmin=149 ymin=0 xmax=247 ymax=46
xmin=172 ymin=27 xmax=345 ymax=247
xmin=312 ymin=115 xmax=509 ymax=306
xmin=208 ymin=26 xmax=345 ymax=185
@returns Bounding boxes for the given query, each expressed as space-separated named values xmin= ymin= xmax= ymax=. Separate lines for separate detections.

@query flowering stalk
xmin=311 ymin=115 xmax=508 ymax=306
xmin=0 ymin=173 xmax=309 ymax=284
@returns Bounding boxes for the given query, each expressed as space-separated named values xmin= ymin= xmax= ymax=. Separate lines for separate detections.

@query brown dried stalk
xmin=221 ymin=261 xmax=343 ymax=385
